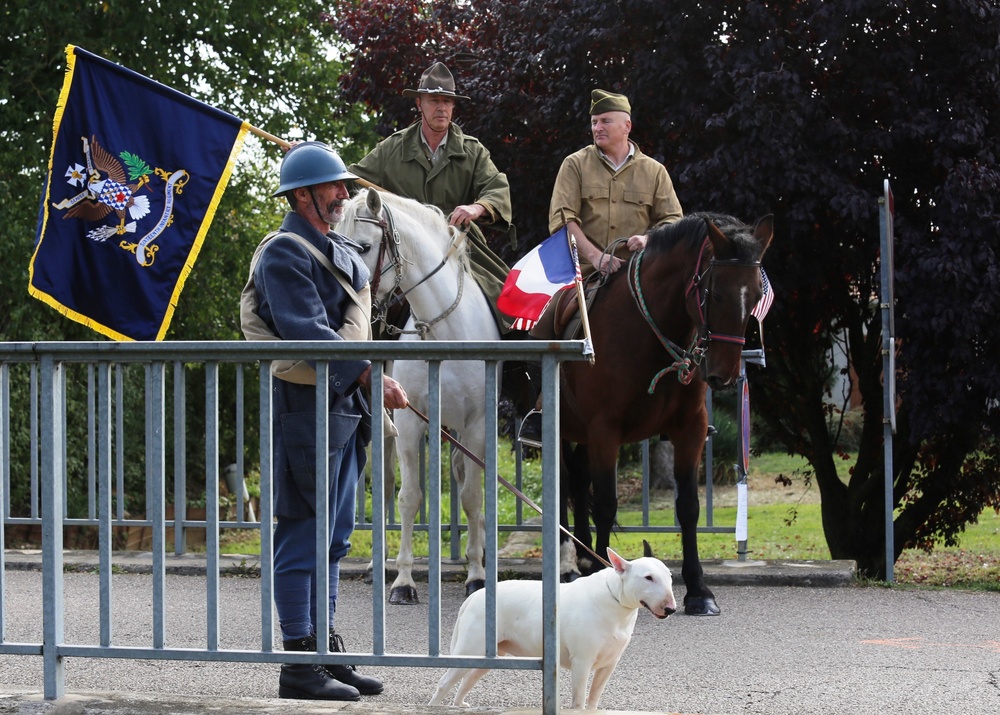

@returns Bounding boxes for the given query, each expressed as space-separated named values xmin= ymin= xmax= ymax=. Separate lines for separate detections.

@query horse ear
xmin=753 ymin=214 xmax=774 ymax=255
xmin=705 ymin=218 xmax=729 ymax=254
xmin=642 ymin=539 xmax=655 ymax=559
xmin=607 ymin=548 xmax=628 ymax=574
xmin=365 ymin=187 xmax=383 ymax=215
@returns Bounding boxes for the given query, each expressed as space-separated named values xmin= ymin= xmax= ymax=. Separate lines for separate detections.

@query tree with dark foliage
xmin=331 ymin=0 xmax=1000 ymax=578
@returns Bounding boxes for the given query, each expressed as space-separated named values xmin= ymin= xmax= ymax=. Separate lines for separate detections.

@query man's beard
xmin=322 ymin=201 xmax=346 ymax=226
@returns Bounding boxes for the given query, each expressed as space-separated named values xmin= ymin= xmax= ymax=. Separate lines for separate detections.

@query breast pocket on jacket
xmin=582 ymin=185 xmax=611 ymax=204
xmin=622 ymin=190 xmax=654 ymax=211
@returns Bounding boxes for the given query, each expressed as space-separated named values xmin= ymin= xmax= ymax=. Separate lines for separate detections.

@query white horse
xmin=338 ymin=188 xmax=499 ymax=604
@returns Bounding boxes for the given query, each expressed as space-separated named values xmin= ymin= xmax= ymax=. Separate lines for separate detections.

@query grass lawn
xmin=222 ymin=444 xmax=1000 ymax=591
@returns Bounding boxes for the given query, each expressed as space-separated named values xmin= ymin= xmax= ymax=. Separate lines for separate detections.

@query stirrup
xmin=517 ymin=409 xmax=543 ymax=449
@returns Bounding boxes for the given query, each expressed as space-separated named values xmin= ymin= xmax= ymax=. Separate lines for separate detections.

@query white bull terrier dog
xmin=429 ymin=541 xmax=676 ymax=709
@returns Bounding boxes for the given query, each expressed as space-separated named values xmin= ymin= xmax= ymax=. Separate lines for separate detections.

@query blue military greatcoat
xmin=252 ymin=211 xmax=372 ymax=519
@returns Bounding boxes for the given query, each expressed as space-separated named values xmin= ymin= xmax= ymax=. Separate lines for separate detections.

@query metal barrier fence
xmin=0 ymin=339 xmax=755 ymax=712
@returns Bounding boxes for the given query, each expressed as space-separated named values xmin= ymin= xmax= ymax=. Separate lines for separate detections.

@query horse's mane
xmin=342 ymin=189 xmax=471 ymax=269
xmin=645 ymin=212 xmax=761 ymax=263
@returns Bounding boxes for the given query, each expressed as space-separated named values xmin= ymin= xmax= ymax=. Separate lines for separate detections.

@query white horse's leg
xmin=367 ymin=361 xmax=398 ymax=583
xmin=365 ymin=434 xmax=397 ymax=584
xmin=389 ymin=406 xmax=424 ymax=605
xmin=443 ymin=364 xmax=488 ymax=595
xmin=459 ymin=446 xmax=486 ymax=596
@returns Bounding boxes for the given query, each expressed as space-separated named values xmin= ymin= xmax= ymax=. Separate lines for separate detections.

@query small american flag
xmin=750 ymin=267 xmax=774 ymax=323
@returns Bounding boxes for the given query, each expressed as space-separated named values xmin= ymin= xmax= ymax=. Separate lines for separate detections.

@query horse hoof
xmin=389 ymin=585 xmax=420 ymax=605
xmin=684 ymin=596 xmax=721 ymax=616
xmin=465 ymin=579 xmax=485 ymax=597
xmin=560 ymin=571 xmax=581 ymax=583
xmin=363 ymin=569 xmax=373 ymax=585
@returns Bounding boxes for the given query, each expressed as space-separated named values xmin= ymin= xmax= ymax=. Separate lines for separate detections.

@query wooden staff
xmin=568 ymin=233 xmax=596 ymax=363
xmin=247 ymin=123 xmax=388 ymax=193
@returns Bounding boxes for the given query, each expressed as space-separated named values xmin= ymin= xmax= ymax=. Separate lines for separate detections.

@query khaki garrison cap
xmin=590 ymin=89 xmax=632 ymax=115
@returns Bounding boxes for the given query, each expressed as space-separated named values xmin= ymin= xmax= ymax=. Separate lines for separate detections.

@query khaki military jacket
xmin=549 ymin=143 xmax=683 ymax=273
xmin=350 ymin=122 xmax=512 ymax=231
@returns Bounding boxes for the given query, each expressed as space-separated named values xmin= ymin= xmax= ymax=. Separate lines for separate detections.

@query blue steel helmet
xmin=273 ymin=141 xmax=357 ymax=197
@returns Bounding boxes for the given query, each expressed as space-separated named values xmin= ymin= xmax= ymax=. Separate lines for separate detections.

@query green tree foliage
xmin=2 ymin=0 xmax=373 ymax=341
xmin=1 ymin=1 xmax=376 ymax=513
xmin=331 ymin=0 xmax=1000 ymax=578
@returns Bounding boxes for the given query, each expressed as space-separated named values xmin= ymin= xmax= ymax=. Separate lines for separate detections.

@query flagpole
xmin=247 ymin=124 xmax=388 ymax=193
xmin=567 ymin=234 xmax=596 ymax=363
xmin=247 ymin=124 xmax=291 ymax=149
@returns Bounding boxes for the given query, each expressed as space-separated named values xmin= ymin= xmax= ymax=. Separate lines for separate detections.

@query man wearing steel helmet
xmin=349 ymin=62 xmax=514 ymax=335
xmin=241 ymin=141 xmax=407 ymax=701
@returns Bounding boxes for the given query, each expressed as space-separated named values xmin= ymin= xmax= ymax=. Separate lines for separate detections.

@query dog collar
xmin=605 ymin=579 xmax=627 ymax=609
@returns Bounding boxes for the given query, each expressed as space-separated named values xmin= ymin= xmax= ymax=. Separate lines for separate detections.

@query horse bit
xmin=353 ymin=206 xmax=467 ymax=338
xmin=627 ymin=235 xmax=759 ymax=393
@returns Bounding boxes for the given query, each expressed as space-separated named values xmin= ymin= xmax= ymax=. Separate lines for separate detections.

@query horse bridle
xmin=354 ymin=205 xmax=403 ymax=318
xmin=629 ymin=235 xmax=760 ymax=393
xmin=353 ymin=204 xmax=467 ymax=338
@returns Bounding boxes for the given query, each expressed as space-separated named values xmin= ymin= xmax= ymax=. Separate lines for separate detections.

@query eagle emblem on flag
xmin=51 ymin=135 xmax=189 ymax=266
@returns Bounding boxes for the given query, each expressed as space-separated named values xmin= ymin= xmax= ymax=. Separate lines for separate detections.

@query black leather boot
xmin=279 ymin=635 xmax=360 ymax=701
xmin=326 ymin=630 xmax=384 ymax=695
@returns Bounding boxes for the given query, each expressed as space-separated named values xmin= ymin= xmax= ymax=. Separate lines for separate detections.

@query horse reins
xmin=405 ymin=404 xmax=613 ymax=570
xmin=629 ymin=235 xmax=759 ymax=393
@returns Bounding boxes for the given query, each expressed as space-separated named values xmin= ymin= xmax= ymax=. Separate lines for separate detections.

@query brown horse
xmin=559 ymin=212 xmax=773 ymax=616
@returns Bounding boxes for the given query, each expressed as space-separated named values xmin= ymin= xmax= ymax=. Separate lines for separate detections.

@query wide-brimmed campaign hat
xmin=402 ymin=62 xmax=470 ymax=100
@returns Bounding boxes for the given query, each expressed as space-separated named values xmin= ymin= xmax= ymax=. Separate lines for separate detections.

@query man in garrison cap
xmin=549 ymin=88 xmax=683 ymax=278
xmin=518 ymin=89 xmax=684 ymax=446
xmin=349 ymin=62 xmax=514 ymax=336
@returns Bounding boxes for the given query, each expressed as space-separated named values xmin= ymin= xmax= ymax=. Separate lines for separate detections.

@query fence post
xmin=97 ymin=362 xmax=113 ymax=646
xmin=540 ymin=352 xmax=561 ymax=715
xmin=173 ymin=361 xmax=187 ymax=554
xmin=40 ymin=355 xmax=65 ymax=699
xmin=0 ymin=363 xmax=7 ymax=637
xmin=879 ymin=179 xmax=897 ymax=582
xmin=258 ymin=364 xmax=275 ymax=653
xmin=150 ymin=361 xmax=167 ymax=650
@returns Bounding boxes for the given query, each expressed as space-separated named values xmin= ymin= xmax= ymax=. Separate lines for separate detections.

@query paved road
xmin=1 ymin=562 xmax=998 ymax=714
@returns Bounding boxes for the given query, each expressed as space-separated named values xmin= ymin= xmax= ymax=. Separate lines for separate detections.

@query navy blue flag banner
xmin=29 ymin=45 xmax=249 ymax=340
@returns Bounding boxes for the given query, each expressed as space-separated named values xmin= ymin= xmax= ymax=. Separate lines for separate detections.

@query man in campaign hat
xmin=349 ymin=62 xmax=514 ymax=335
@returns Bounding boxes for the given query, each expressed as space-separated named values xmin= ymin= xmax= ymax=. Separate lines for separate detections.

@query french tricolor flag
xmin=498 ymin=226 xmax=578 ymax=331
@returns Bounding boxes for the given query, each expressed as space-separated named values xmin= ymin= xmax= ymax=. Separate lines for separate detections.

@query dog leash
xmin=405 ymin=404 xmax=613 ymax=570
